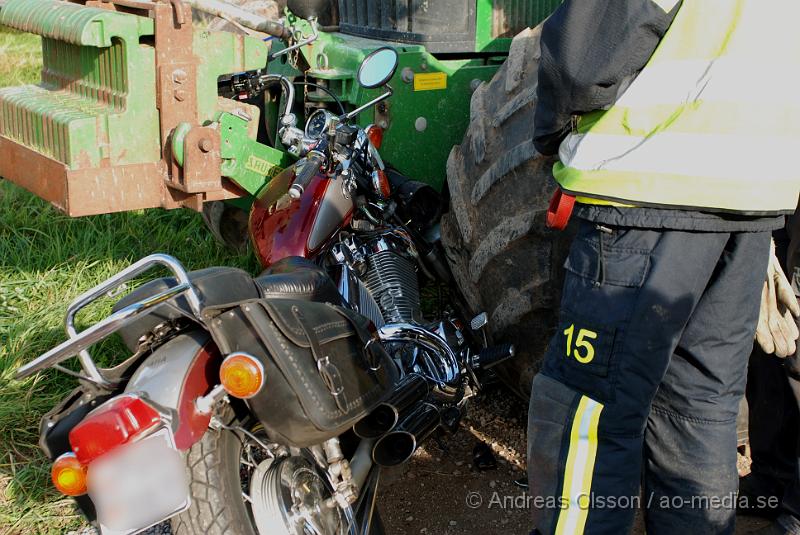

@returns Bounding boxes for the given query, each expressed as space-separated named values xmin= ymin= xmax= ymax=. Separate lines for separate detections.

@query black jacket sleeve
xmin=533 ymin=0 xmax=682 ymax=156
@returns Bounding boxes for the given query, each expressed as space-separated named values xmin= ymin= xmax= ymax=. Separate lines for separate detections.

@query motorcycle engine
xmin=332 ymin=230 xmax=422 ymax=326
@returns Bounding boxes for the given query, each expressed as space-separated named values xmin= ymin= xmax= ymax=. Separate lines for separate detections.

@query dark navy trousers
xmin=527 ymin=220 xmax=771 ymax=535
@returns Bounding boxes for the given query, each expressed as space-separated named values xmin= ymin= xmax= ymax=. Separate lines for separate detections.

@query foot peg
xmin=470 ymin=312 xmax=488 ymax=331
xmin=470 ymin=343 xmax=515 ymax=370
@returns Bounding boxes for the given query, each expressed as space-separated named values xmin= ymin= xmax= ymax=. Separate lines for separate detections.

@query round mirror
xmin=357 ymin=47 xmax=399 ymax=89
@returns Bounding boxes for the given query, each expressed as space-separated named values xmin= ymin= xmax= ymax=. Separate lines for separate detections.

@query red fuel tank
xmin=249 ymin=164 xmax=355 ymax=268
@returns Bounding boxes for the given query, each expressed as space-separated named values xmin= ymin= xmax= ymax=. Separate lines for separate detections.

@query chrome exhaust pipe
xmin=371 ymin=402 xmax=441 ymax=467
xmin=353 ymin=373 xmax=428 ymax=439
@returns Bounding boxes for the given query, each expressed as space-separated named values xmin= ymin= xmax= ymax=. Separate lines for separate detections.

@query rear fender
xmin=124 ymin=331 xmax=220 ymax=450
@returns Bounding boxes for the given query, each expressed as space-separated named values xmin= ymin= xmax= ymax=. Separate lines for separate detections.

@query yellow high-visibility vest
xmin=554 ymin=0 xmax=800 ymax=215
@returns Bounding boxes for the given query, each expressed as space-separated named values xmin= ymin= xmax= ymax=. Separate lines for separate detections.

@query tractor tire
xmin=441 ymin=25 xmax=574 ymax=400
xmin=201 ymin=201 xmax=251 ymax=253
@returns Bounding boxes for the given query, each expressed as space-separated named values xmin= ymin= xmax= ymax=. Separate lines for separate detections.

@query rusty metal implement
xmin=0 ymin=0 xmax=275 ymax=215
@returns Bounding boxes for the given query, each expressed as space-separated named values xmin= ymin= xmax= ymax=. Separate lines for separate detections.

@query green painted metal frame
xmin=268 ymin=15 xmax=505 ymax=191
xmin=0 ymin=0 xmax=160 ymax=169
xmin=217 ymin=111 xmax=293 ymax=195
xmin=0 ymin=0 xmax=289 ymax=215
xmin=0 ymin=0 xmax=564 ymax=215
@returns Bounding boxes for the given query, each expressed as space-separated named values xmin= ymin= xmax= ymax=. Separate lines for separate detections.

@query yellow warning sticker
xmin=414 ymin=72 xmax=447 ymax=91
xmin=246 ymin=154 xmax=282 ymax=177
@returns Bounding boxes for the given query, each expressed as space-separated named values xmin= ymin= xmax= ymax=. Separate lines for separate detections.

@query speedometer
xmin=304 ymin=109 xmax=335 ymax=139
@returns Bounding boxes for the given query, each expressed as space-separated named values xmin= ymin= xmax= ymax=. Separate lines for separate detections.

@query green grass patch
xmin=0 ymin=28 xmax=256 ymax=533
xmin=0 ymin=28 xmax=42 ymax=87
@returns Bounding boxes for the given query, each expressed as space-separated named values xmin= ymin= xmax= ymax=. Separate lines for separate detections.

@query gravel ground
xmin=379 ymin=387 xmax=771 ymax=535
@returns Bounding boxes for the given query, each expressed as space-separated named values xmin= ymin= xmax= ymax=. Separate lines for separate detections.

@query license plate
xmin=88 ymin=428 xmax=190 ymax=535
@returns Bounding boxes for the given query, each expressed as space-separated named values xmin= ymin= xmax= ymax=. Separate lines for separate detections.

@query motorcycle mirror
xmin=357 ymin=47 xmax=399 ymax=89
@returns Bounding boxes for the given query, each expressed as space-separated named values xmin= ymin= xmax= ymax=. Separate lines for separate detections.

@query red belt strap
xmin=546 ymin=188 xmax=576 ymax=230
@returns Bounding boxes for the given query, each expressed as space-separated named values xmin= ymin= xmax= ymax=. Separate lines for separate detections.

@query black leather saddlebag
xmin=207 ymin=298 xmax=397 ymax=447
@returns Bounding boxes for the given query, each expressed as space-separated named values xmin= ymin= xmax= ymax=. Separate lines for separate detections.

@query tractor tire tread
xmin=442 ymin=25 xmax=574 ymax=399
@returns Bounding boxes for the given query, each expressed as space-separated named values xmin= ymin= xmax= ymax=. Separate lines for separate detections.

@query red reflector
xmin=366 ymin=124 xmax=384 ymax=149
xmin=546 ymin=188 xmax=576 ymax=231
xmin=69 ymin=395 xmax=162 ymax=465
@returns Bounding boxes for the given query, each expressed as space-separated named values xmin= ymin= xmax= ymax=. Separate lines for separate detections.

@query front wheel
xmin=201 ymin=201 xmax=251 ymax=253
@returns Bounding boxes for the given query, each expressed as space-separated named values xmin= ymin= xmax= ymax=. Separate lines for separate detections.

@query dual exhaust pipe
xmin=354 ymin=373 xmax=441 ymax=467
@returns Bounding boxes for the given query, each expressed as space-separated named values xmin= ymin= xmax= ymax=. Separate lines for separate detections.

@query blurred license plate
xmin=88 ymin=428 xmax=190 ymax=535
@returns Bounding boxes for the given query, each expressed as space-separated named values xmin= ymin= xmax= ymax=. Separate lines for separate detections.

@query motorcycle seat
xmin=113 ymin=258 xmax=340 ymax=352
xmin=255 ymin=256 xmax=342 ymax=304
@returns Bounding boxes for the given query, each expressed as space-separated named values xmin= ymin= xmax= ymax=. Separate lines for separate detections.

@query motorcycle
xmin=15 ymin=48 xmax=514 ymax=535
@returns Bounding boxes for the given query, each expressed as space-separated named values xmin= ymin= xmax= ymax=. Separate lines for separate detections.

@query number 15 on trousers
xmin=564 ymin=324 xmax=598 ymax=364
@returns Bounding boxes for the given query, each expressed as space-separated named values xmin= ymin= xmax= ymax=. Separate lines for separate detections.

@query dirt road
xmin=380 ymin=387 xmax=770 ymax=535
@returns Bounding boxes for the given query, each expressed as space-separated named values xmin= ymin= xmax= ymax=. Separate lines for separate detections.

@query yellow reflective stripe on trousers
xmin=555 ymin=396 xmax=604 ymax=535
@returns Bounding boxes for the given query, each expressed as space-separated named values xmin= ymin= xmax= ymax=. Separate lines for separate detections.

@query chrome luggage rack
xmin=15 ymin=254 xmax=203 ymax=387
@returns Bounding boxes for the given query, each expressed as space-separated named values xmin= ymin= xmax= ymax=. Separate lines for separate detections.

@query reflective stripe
xmin=556 ymin=164 xmax=798 ymax=214
xmin=555 ymin=396 xmax=604 ymax=535
xmin=612 ymin=58 xmax=800 ymax=111
xmin=554 ymin=0 xmax=800 ymax=214
xmin=584 ymin=102 xmax=800 ymax=139
xmin=561 ymin=132 xmax=796 ymax=183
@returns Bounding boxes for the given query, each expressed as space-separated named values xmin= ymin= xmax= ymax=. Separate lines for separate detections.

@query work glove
xmin=756 ymin=239 xmax=800 ymax=358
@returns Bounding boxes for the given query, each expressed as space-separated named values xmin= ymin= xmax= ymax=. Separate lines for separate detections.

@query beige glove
xmin=756 ymin=239 xmax=800 ymax=357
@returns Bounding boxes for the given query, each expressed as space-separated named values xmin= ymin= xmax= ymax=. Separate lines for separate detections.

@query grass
xmin=0 ymin=28 xmax=256 ymax=533
xmin=0 ymin=30 xmax=40 ymax=87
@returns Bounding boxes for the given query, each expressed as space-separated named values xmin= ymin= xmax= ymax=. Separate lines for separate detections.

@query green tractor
xmin=0 ymin=0 xmax=566 ymax=400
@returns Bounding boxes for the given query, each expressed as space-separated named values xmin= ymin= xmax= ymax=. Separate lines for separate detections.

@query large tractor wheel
xmin=441 ymin=25 xmax=574 ymax=400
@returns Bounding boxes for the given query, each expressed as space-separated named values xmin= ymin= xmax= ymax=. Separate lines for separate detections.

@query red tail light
xmin=69 ymin=394 xmax=162 ymax=465
xmin=366 ymin=124 xmax=384 ymax=149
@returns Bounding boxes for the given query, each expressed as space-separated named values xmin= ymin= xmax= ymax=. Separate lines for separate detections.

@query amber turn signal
xmin=375 ymin=169 xmax=391 ymax=198
xmin=366 ymin=124 xmax=384 ymax=149
xmin=219 ymin=353 xmax=265 ymax=399
xmin=52 ymin=452 xmax=87 ymax=496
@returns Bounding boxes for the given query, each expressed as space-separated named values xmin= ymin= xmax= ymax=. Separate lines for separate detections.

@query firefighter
xmin=527 ymin=1 xmax=800 ymax=534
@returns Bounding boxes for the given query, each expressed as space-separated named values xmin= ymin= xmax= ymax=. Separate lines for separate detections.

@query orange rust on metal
xmin=1 ymin=135 xmax=240 ymax=216
xmin=0 ymin=135 xmax=163 ymax=216
xmin=1 ymin=136 xmax=70 ymax=213
xmin=151 ymin=1 xmax=222 ymax=202
xmin=180 ymin=127 xmax=224 ymax=193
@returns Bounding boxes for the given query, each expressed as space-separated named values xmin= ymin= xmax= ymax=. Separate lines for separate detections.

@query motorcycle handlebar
xmin=289 ymin=150 xmax=326 ymax=200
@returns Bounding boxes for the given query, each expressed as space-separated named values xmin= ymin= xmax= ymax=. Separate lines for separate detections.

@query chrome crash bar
xmin=15 ymin=254 xmax=202 ymax=386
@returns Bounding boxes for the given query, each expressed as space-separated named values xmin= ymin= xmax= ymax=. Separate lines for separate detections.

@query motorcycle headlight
xmin=250 ymin=456 xmax=346 ymax=535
